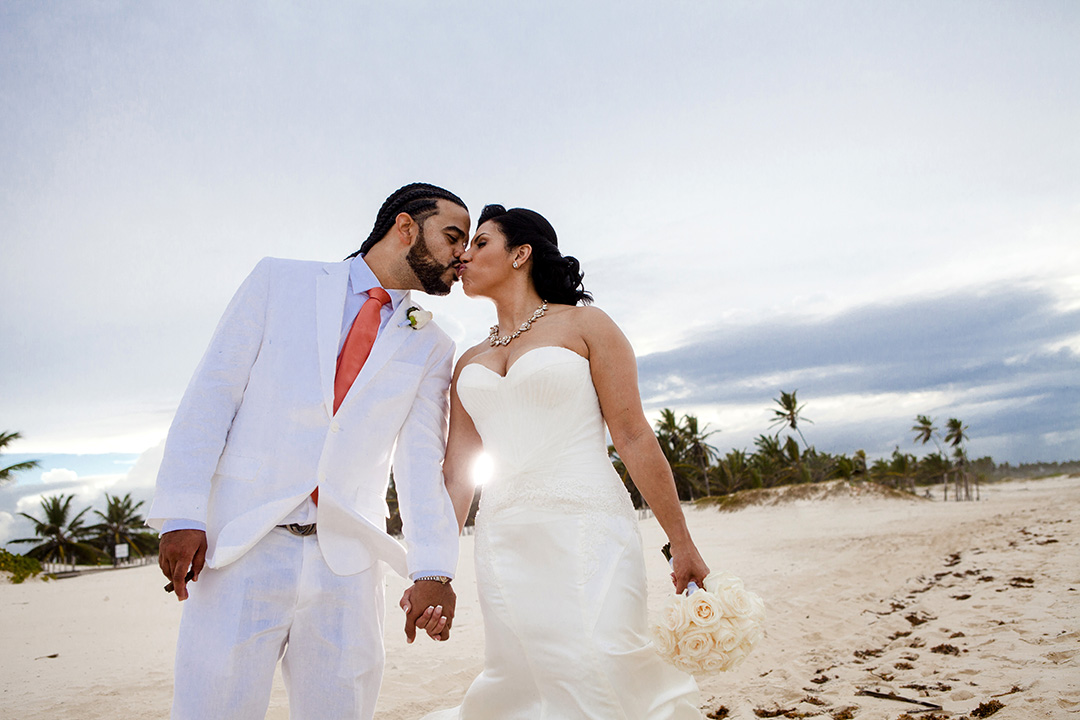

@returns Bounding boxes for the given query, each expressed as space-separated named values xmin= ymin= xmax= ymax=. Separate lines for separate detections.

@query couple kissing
xmin=150 ymin=182 xmax=709 ymax=719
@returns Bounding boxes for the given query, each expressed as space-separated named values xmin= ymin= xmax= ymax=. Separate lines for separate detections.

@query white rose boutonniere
xmin=403 ymin=306 xmax=433 ymax=330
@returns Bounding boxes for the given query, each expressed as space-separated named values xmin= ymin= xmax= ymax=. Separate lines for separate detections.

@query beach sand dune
xmin=2 ymin=475 xmax=1077 ymax=719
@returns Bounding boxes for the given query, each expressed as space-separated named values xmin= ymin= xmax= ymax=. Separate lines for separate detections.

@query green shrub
xmin=0 ymin=548 xmax=45 ymax=583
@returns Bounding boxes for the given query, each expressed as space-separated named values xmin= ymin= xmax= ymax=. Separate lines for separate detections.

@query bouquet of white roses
xmin=651 ymin=545 xmax=765 ymax=674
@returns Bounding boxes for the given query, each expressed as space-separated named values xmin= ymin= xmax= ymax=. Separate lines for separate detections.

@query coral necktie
xmin=334 ymin=286 xmax=392 ymax=414
xmin=312 ymin=286 xmax=392 ymax=506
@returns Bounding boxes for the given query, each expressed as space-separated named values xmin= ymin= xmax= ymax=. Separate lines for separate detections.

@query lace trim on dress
xmin=479 ymin=478 xmax=636 ymax=519
xmin=476 ymin=471 xmax=638 ymax=583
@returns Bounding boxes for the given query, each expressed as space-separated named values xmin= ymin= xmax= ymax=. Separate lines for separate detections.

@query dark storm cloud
xmin=637 ymin=285 xmax=1080 ymax=462
xmin=639 ymin=285 xmax=1079 ymax=400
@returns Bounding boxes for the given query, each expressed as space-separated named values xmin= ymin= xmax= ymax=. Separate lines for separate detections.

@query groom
xmin=148 ymin=183 xmax=469 ymax=719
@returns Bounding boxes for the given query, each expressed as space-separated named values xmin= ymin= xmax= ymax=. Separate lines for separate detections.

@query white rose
xmin=741 ymin=625 xmax=765 ymax=650
xmin=687 ymin=592 xmax=723 ymax=631
xmin=738 ymin=637 xmax=759 ymax=656
xmin=677 ymin=628 xmax=716 ymax=661
xmin=714 ymin=618 xmax=741 ymax=653
xmin=704 ymin=571 xmax=744 ymax=595
xmin=711 ymin=588 xmax=731 ymax=617
xmin=672 ymin=654 xmax=700 ymax=674
xmin=700 ymin=654 xmax=729 ymax=673
xmin=747 ymin=593 xmax=766 ymax=623
xmin=726 ymin=587 xmax=755 ymax=618
xmin=730 ymin=615 xmax=756 ymax=638
xmin=723 ymin=644 xmax=748 ymax=670
xmin=651 ymin=623 xmax=677 ymax=657
xmin=658 ymin=595 xmax=693 ymax=634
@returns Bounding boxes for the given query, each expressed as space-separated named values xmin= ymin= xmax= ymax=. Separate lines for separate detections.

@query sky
xmin=2 ymin=2 xmax=1079 ymax=544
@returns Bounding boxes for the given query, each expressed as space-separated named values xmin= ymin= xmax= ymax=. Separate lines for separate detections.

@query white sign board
xmin=114 ymin=543 xmax=129 ymax=559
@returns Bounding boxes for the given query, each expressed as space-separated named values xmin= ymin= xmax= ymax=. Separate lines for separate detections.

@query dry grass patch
xmin=696 ymin=480 xmax=920 ymax=512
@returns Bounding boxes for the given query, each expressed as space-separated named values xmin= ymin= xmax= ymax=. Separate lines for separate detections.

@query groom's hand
xmin=159 ymin=529 xmax=207 ymax=601
xmin=401 ymin=581 xmax=456 ymax=643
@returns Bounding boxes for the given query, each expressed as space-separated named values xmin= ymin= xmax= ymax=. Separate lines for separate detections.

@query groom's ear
xmin=393 ymin=212 xmax=418 ymax=246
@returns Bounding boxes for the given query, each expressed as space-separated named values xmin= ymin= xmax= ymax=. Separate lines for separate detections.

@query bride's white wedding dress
xmin=424 ymin=345 xmax=700 ymax=719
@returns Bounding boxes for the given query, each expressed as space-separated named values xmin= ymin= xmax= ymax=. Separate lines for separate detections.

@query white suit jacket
xmin=147 ymin=257 xmax=459 ymax=579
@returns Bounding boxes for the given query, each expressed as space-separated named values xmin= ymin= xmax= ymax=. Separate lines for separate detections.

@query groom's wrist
xmin=413 ymin=575 xmax=452 ymax=584
xmin=411 ymin=568 xmax=454 ymax=582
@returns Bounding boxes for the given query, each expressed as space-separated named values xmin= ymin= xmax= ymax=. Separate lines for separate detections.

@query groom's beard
xmin=407 ymin=225 xmax=457 ymax=296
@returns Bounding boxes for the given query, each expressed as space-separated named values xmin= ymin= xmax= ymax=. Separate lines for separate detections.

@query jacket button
xmin=330 ymin=421 xmax=341 ymax=433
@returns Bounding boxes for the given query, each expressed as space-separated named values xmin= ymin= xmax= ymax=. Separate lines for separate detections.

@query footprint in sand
xmin=1045 ymin=649 xmax=1077 ymax=664
xmin=1058 ymin=693 xmax=1080 ymax=711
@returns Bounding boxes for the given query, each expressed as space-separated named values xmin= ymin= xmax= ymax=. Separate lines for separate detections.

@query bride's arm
xmin=580 ymin=307 xmax=710 ymax=592
xmin=444 ymin=349 xmax=485 ymax=532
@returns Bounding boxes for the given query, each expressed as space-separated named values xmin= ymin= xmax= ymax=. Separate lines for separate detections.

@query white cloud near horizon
xmin=39 ymin=468 xmax=78 ymax=485
xmin=0 ymin=441 xmax=165 ymax=547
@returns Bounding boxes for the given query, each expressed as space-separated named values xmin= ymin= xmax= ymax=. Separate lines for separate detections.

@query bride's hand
xmin=668 ymin=539 xmax=709 ymax=593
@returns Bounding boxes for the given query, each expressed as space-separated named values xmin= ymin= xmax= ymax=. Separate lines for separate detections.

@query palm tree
xmin=888 ymin=448 xmax=917 ymax=493
xmin=945 ymin=418 xmax=971 ymax=500
xmin=869 ymin=456 xmax=891 ymax=484
xmin=781 ymin=435 xmax=808 ymax=483
xmin=680 ymin=414 xmax=719 ymax=497
xmin=917 ymin=451 xmax=951 ymax=497
xmin=752 ymin=433 xmax=793 ymax=487
xmin=769 ymin=390 xmax=812 ymax=448
xmin=852 ymin=449 xmax=868 ymax=479
xmin=654 ymin=409 xmax=685 ymax=456
xmin=716 ymin=449 xmax=751 ymax=495
xmin=0 ymin=431 xmax=39 ymax=487
xmin=911 ymin=415 xmax=944 ymax=453
xmin=653 ymin=409 xmax=702 ymax=500
xmin=944 ymin=417 xmax=968 ymax=449
xmin=912 ymin=415 xmax=951 ymax=496
xmin=89 ymin=493 xmax=159 ymax=563
xmin=8 ymin=494 xmax=107 ymax=568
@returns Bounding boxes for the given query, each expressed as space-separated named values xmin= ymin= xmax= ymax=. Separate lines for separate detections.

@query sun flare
xmin=472 ymin=453 xmax=494 ymax=486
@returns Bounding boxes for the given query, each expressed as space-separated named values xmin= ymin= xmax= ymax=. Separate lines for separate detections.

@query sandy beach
xmin=3 ymin=475 xmax=1077 ymax=719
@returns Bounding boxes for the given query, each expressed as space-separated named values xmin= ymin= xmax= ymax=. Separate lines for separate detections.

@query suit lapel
xmin=316 ymin=261 xmax=351 ymax=417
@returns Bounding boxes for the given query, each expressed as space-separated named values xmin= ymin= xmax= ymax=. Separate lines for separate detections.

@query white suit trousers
xmin=171 ymin=527 xmax=386 ymax=720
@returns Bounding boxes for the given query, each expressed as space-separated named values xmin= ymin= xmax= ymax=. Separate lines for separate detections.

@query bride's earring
xmin=512 ymin=261 xmax=519 ymax=269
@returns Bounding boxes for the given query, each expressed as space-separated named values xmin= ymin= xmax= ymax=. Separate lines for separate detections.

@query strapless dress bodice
xmin=457 ymin=345 xmax=636 ymax=520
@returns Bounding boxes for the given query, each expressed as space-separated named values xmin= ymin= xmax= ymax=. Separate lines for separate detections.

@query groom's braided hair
xmin=347 ymin=183 xmax=468 ymax=259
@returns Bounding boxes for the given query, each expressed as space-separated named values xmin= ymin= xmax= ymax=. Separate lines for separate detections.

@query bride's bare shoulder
xmin=559 ymin=304 xmax=614 ymax=325
xmin=560 ymin=305 xmax=620 ymax=334
xmin=558 ymin=305 xmax=630 ymax=353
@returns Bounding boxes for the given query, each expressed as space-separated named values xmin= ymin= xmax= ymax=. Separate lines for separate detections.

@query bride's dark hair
xmin=477 ymin=204 xmax=593 ymax=306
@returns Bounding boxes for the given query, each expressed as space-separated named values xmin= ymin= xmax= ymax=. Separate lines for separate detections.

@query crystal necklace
xmin=488 ymin=302 xmax=548 ymax=347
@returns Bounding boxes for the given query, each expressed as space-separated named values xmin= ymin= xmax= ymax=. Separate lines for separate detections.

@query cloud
xmin=1 ymin=443 xmax=163 ymax=548
xmin=0 ymin=512 xmax=14 ymax=543
xmin=40 ymin=468 xmax=78 ymax=484
xmin=122 ymin=441 xmax=165 ymax=494
xmin=637 ymin=284 xmax=1080 ymax=462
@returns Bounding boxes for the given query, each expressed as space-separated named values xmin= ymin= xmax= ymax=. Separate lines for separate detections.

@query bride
xmin=415 ymin=204 xmax=709 ymax=718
